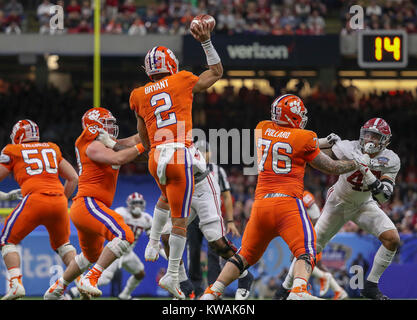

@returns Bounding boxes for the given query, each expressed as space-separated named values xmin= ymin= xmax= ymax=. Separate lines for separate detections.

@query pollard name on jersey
xmin=115 ymin=207 xmax=152 ymax=251
xmin=331 ymin=140 xmax=400 ymax=204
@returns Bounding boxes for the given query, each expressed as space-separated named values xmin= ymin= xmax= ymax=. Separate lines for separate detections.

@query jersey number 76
xmin=257 ymin=138 xmax=292 ymax=174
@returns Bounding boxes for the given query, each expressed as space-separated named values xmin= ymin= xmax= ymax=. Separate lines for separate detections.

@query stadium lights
xmin=338 ymin=70 xmax=367 ymax=77
xmin=370 ymin=71 xmax=398 ymax=77
xmin=227 ymin=70 xmax=256 ymax=77
xmin=400 ymin=71 xmax=417 ymax=77
xmin=290 ymin=70 xmax=317 ymax=77
xmin=267 ymin=71 xmax=287 ymax=76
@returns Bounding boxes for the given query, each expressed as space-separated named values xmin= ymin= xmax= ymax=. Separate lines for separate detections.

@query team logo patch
xmin=376 ymin=157 xmax=389 ymax=166
xmin=87 ymin=109 xmax=100 ymax=121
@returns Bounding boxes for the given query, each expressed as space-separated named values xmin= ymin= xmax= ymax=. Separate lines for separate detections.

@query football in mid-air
xmin=190 ymin=14 xmax=216 ymax=32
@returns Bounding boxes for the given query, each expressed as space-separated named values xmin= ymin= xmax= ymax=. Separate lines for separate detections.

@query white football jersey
xmin=115 ymin=207 xmax=153 ymax=252
xmin=330 ymin=140 xmax=400 ymax=204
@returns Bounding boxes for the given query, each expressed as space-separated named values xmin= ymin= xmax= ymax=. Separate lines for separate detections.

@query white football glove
xmin=0 ymin=189 xmax=22 ymax=201
xmin=318 ymin=133 xmax=341 ymax=149
xmin=352 ymin=150 xmax=370 ymax=174
xmin=97 ymin=128 xmax=116 ymax=149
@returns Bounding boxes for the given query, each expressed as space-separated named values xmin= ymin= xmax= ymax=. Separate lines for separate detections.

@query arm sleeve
xmin=382 ymin=153 xmax=401 ymax=182
xmin=331 ymin=140 xmax=353 ymax=160
xmin=303 ymin=131 xmax=321 ymax=162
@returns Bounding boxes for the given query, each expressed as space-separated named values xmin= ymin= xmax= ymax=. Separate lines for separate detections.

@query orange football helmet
xmin=144 ymin=46 xmax=179 ymax=79
xmin=10 ymin=119 xmax=40 ymax=144
xmin=81 ymin=107 xmax=119 ymax=138
xmin=271 ymin=94 xmax=308 ymax=129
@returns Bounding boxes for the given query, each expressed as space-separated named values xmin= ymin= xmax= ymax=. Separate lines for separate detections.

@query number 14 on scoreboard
xmin=358 ymin=30 xmax=408 ymax=68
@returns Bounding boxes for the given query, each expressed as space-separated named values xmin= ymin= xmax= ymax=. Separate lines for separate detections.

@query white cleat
xmin=287 ymin=285 xmax=323 ymax=300
xmin=199 ymin=285 xmax=222 ymax=300
xmin=235 ymin=288 xmax=250 ymax=300
xmin=145 ymin=242 xmax=160 ymax=262
xmin=159 ymin=273 xmax=185 ymax=300
xmin=75 ymin=276 xmax=92 ymax=300
xmin=44 ymin=278 xmax=67 ymax=300
xmin=2 ymin=275 xmax=25 ymax=300
xmin=78 ymin=272 xmax=102 ymax=298
xmin=333 ymin=289 xmax=348 ymax=300
xmin=319 ymin=272 xmax=332 ymax=296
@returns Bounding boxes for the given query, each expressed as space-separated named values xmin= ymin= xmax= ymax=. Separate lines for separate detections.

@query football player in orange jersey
xmin=275 ymin=190 xmax=348 ymax=300
xmin=128 ymin=21 xmax=223 ymax=299
xmin=200 ymin=94 xmax=369 ymax=300
xmin=0 ymin=119 xmax=79 ymax=300
xmin=44 ymin=107 xmax=147 ymax=299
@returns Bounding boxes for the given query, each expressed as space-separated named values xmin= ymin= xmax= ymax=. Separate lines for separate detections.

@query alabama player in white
xmin=96 ymin=193 xmax=166 ymax=299
xmin=284 ymin=118 xmax=400 ymax=300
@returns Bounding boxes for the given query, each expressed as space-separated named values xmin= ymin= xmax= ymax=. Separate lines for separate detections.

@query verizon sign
xmin=183 ymin=35 xmax=340 ymax=67
xmin=227 ymin=42 xmax=289 ymax=60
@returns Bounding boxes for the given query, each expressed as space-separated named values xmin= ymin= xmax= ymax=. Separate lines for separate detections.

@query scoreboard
xmin=358 ymin=30 xmax=408 ymax=68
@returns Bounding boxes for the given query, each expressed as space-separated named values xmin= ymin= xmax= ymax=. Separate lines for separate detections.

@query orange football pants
xmin=149 ymin=147 xmax=194 ymax=219
xmin=239 ymin=197 xmax=317 ymax=266
xmin=0 ymin=193 xmax=70 ymax=250
xmin=70 ymin=197 xmax=134 ymax=263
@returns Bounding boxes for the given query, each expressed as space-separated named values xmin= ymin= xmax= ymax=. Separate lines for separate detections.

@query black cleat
xmin=273 ymin=284 xmax=290 ymax=300
xmin=180 ymin=279 xmax=195 ymax=299
xmin=236 ymin=271 xmax=254 ymax=300
xmin=361 ymin=280 xmax=390 ymax=300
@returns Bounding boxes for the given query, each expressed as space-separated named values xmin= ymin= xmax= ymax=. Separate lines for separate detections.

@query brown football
xmin=190 ymin=14 xmax=216 ymax=32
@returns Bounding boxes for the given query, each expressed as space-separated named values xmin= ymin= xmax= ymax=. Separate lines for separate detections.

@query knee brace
xmin=296 ymin=253 xmax=316 ymax=269
xmin=107 ymin=237 xmax=131 ymax=258
xmin=56 ymin=242 xmax=76 ymax=259
xmin=209 ymin=236 xmax=237 ymax=258
xmin=75 ymin=252 xmax=93 ymax=272
xmin=227 ymin=254 xmax=248 ymax=275
xmin=1 ymin=244 xmax=19 ymax=258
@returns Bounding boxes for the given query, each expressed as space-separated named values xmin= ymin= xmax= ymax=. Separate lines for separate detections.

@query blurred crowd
xmin=340 ymin=0 xmax=417 ymax=35
xmin=0 ymin=0 xmax=331 ymax=35
xmin=1 ymin=76 xmax=416 ymax=237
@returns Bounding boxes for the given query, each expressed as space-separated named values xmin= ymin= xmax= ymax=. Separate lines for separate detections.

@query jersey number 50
xmin=22 ymin=149 xmax=58 ymax=176
xmin=258 ymin=138 xmax=292 ymax=174
xmin=151 ymin=92 xmax=177 ymax=129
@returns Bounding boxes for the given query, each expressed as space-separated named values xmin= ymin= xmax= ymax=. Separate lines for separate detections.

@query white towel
xmin=156 ymin=142 xmax=186 ymax=185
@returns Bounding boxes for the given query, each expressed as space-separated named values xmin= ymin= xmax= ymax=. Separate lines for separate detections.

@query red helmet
xmin=360 ymin=118 xmax=392 ymax=153
xmin=10 ymin=119 xmax=40 ymax=144
xmin=144 ymin=46 xmax=179 ymax=79
xmin=271 ymin=94 xmax=308 ymax=129
xmin=81 ymin=107 xmax=119 ymax=138
xmin=126 ymin=192 xmax=146 ymax=216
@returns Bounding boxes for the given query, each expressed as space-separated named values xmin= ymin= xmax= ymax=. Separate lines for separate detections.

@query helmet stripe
xmin=274 ymin=94 xmax=293 ymax=105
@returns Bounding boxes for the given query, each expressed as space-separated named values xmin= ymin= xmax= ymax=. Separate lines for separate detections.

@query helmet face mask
xmin=126 ymin=193 xmax=146 ymax=217
xmin=10 ymin=119 xmax=40 ymax=144
xmin=359 ymin=118 xmax=391 ymax=154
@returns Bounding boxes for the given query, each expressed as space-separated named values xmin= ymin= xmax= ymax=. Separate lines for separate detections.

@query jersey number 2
xmin=151 ymin=92 xmax=177 ymax=129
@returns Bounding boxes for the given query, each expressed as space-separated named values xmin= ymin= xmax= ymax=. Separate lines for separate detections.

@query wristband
xmin=226 ymin=220 xmax=234 ymax=224
xmin=201 ymin=39 xmax=221 ymax=65
xmin=135 ymin=143 xmax=145 ymax=154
